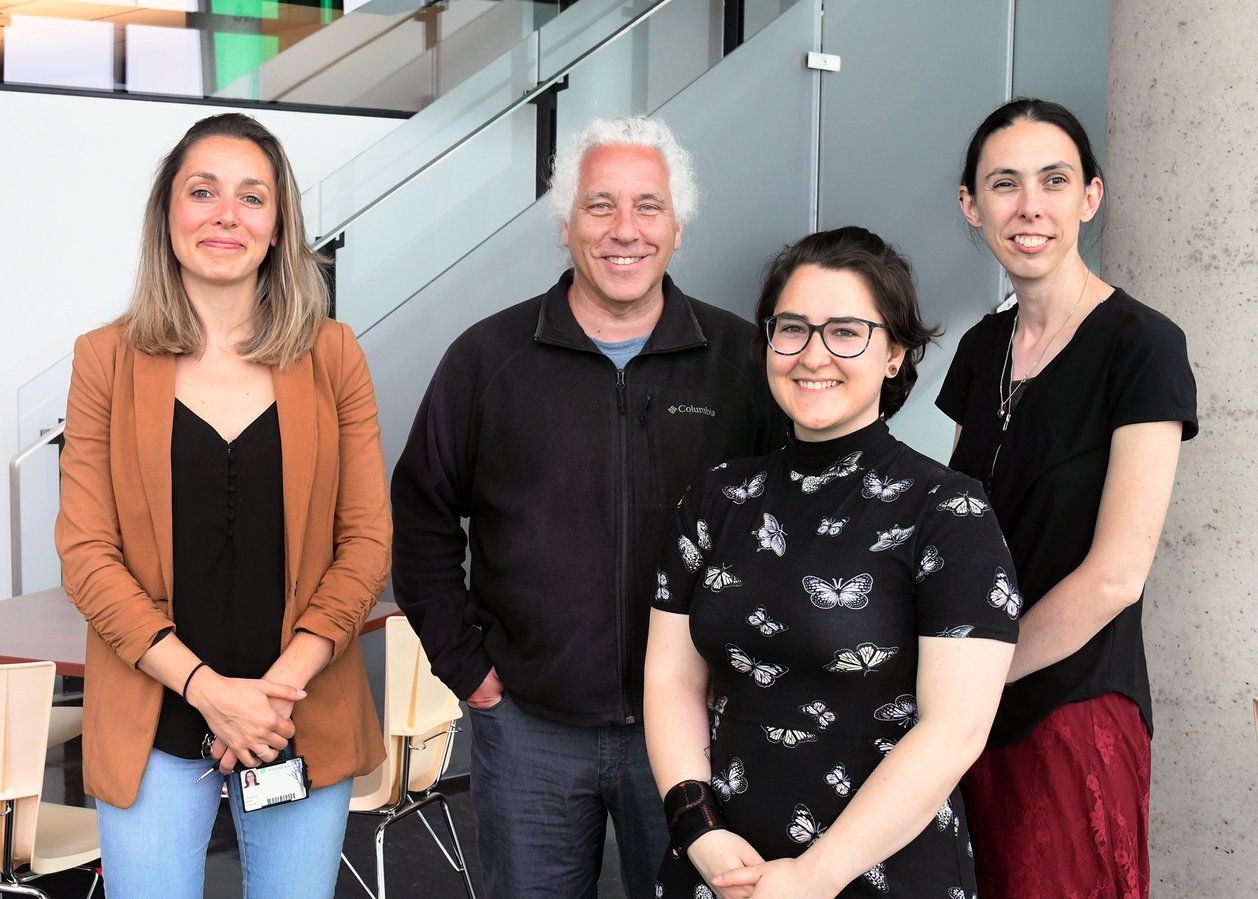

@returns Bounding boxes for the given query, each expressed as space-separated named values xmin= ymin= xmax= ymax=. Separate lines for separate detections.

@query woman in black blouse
xmin=56 ymin=114 xmax=389 ymax=898
xmin=938 ymin=98 xmax=1197 ymax=898
xmin=644 ymin=227 xmax=1019 ymax=898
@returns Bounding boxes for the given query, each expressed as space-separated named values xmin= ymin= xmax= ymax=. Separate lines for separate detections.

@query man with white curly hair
xmin=392 ymin=115 xmax=781 ymax=898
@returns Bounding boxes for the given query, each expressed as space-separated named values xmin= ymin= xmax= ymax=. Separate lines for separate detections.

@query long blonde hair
xmin=120 ymin=114 xmax=328 ymax=368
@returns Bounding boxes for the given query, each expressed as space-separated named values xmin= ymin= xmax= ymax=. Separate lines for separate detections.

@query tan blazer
xmin=55 ymin=321 xmax=389 ymax=807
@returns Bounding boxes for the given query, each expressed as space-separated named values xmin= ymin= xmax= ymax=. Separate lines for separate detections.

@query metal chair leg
xmin=0 ymin=883 xmax=51 ymax=899
xmin=374 ymin=818 xmax=389 ymax=899
xmin=434 ymin=795 xmax=477 ymax=899
xmin=348 ymin=791 xmax=477 ymax=899
xmin=0 ymin=799 xmax=50 ymax=899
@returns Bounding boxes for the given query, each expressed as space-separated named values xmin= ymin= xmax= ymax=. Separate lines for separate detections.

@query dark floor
xmin=36 ymin=741 xmax=629 ymax=899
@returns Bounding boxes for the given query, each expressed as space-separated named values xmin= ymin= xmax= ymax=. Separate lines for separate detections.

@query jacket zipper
xmin=639 ymin=394 xmax=656 ymax=493
xmin=615 ymin=368 xmax=633 ymax=724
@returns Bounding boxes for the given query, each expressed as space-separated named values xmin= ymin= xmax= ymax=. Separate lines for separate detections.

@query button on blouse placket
xmin=226 ymin=444 xmax=237 ymax=538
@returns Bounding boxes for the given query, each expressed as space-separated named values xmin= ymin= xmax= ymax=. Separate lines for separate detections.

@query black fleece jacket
xmin=391 ymin=271 xmax=784 ymax=727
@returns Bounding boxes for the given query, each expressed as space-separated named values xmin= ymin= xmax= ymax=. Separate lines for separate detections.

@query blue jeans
xmin=97 ymin=749 xmax=353 ymax=899
xmin=469 ymin=694 xmax=667 ymax=899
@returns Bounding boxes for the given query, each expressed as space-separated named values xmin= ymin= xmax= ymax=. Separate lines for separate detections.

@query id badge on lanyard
xmin=237 ymin=746 xmax=310 ymax=813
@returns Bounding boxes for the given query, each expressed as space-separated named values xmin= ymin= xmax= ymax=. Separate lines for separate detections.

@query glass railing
xmin=0 ymin=0 xmax=564 ymax=114
xmin=11 ymin=357 xmax=73 ymax=596
xmin=320 ymin=0 xmax=800 ymax=336
xmin=303 ymin=0 xmax=671 ymax=244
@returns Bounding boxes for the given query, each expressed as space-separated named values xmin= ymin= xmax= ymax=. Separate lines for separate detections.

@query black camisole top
xmin=153 ymin=399 xmax=286 ymax=758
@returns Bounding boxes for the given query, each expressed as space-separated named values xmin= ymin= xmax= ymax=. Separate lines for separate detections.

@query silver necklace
xmin=997 ymin=269 xmax=1090 ymax=431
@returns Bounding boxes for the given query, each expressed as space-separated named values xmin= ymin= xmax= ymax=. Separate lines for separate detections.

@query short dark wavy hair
xmin=752 ymin=226 xmax=941 ymax=420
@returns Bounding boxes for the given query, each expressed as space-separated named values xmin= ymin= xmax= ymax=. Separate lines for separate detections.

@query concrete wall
xmin=1105 ymin=2 xmax=1258 ymax=893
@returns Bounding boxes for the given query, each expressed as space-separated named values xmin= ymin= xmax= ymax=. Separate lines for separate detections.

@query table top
xmin=0 ymin=587 xmax=401 ymax=678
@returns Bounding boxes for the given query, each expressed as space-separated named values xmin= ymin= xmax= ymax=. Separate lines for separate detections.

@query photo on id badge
xmin=238 ymin=753 xmax=309 ymax=813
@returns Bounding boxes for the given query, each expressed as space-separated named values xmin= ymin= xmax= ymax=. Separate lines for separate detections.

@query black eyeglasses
xmin=763 ymin=314 xmax=889 ymax=358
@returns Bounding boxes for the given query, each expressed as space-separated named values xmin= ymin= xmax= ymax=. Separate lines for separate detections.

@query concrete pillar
xmin=1105 ymin=1 xmax=1258 ymax=893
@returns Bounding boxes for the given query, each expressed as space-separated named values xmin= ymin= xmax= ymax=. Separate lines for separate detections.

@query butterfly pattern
xmin=798 ymin=700 xmax=836 ymax=730
xmin=862 ymin=469 xmax=914 ymax=502
xmin=746 ymin=606 xmax=788 ymax=636
xmin=824 ymin=642 xmax=899 ymax=676
xmin=726 ymin=644 xmax=787 ymax=687
xmin=987 ymin=566 xmax=1022 ymax=619
xmin=802 ymin=573 xmax=873 ymax=610
xmin=872 ymin=736 xmax=898 ymax=756
xmin=703 ymin=564 xmax=742 ymax=593
xmin=788 ymin=451 xmax=862 ymax=493
xmin=824 ymin=763 xmax=851 ymax=796
xmin=816 ymin=515 xmax=848 ymax=537
xmin=677 ymin=535 xmax=704 ymax=572
xmin=695 ymin=519 xmax=713 ymax=551
xmin=936 ymin=492 xmax=990 ymax=517
xmin=869 ymin=524 xmax=914 ymax=552
xmin=753 ymin=513 xmax=787 ymax=557
xmin=722 ymin=471 xmax=767 ymax=504
xmin=786 ymin=803 xmax=827 ymax=846
xmin=710 ymin=695 xmax=726 ymax=744
xmin=762 ymin=726 xmax=817 ymax=748
xmin=863 ymin=861 xmax=890 ymax=893
xmin=651 ymin=432 xmax=1015 ymax=897
xmin=655 ymin=570 xmax=671 ymax=603
xmin=711 ymin=756 xmax=749 ymax=800
xmin=874 ymin=694 xmax=920 ymax=729
xmin=916 ymin=545 xmax=944 ymax=582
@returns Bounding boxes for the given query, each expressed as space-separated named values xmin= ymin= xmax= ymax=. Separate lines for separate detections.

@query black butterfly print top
xmin=650 ymin=418 xmax=1018 ymax=897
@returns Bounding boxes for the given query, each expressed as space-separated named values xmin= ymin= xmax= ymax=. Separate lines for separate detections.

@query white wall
xmin=0 ymin=90 xmax=404 ymax=597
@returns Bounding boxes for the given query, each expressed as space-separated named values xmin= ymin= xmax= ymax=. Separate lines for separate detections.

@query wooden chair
xmin=340 ymin=617 xmax=476 ymax=899
xmin=0 ymin=661 xmax=100 ymax=899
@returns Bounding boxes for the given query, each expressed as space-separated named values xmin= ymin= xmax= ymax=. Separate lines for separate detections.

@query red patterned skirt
xmin=961 ymin=692 xmax=1151 ymax=899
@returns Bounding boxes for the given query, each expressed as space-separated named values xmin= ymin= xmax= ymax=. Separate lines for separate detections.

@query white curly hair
xmin=548 ymin=115 xmax=699 ymax=228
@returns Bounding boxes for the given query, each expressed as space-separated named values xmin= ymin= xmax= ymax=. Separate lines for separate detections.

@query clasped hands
xmin=690 ymin=830 xmax=839 ymax=899
xmin=185 ymin=670 xmax=307 ymax=774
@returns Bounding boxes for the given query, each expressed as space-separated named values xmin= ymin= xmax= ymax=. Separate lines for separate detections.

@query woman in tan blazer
xmin=54 ymin=113 xmax=388 ymax=898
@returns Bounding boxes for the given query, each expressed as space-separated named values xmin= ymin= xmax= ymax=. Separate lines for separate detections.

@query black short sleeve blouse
xmin=936 ymin=289 xmax=1197 ymax=745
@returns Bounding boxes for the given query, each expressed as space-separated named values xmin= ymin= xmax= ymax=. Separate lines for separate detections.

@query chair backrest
xmin=384 ymin=616 xmax=462 ymax=795
xmin=0 ymin=661 xmax=56 ymax=871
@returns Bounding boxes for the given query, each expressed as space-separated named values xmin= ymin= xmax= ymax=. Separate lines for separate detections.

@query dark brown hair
xmin=961 ymin=98 xmax=1104 ymax=194
xmin=753 ymin=226 xmax=940 ymax=419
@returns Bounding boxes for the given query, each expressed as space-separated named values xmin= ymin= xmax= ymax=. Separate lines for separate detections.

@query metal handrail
xmin=311 ymin=0 xmax=684 ymax=250
xmin=9 ymin=421 xmax=64 ymax=597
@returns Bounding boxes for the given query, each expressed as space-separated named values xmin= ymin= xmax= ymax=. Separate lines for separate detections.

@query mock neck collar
xmin=784 ymin=418 xmax=898 ymax=471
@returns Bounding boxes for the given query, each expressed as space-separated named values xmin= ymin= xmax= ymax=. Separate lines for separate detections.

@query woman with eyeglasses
xmin=936 ymin=99 xmax=1197 ymax=899
xmin=644 ymin=226 xmax=1020 ymax=898
xmin=55 ymin=113 xmax=389 ymax=898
